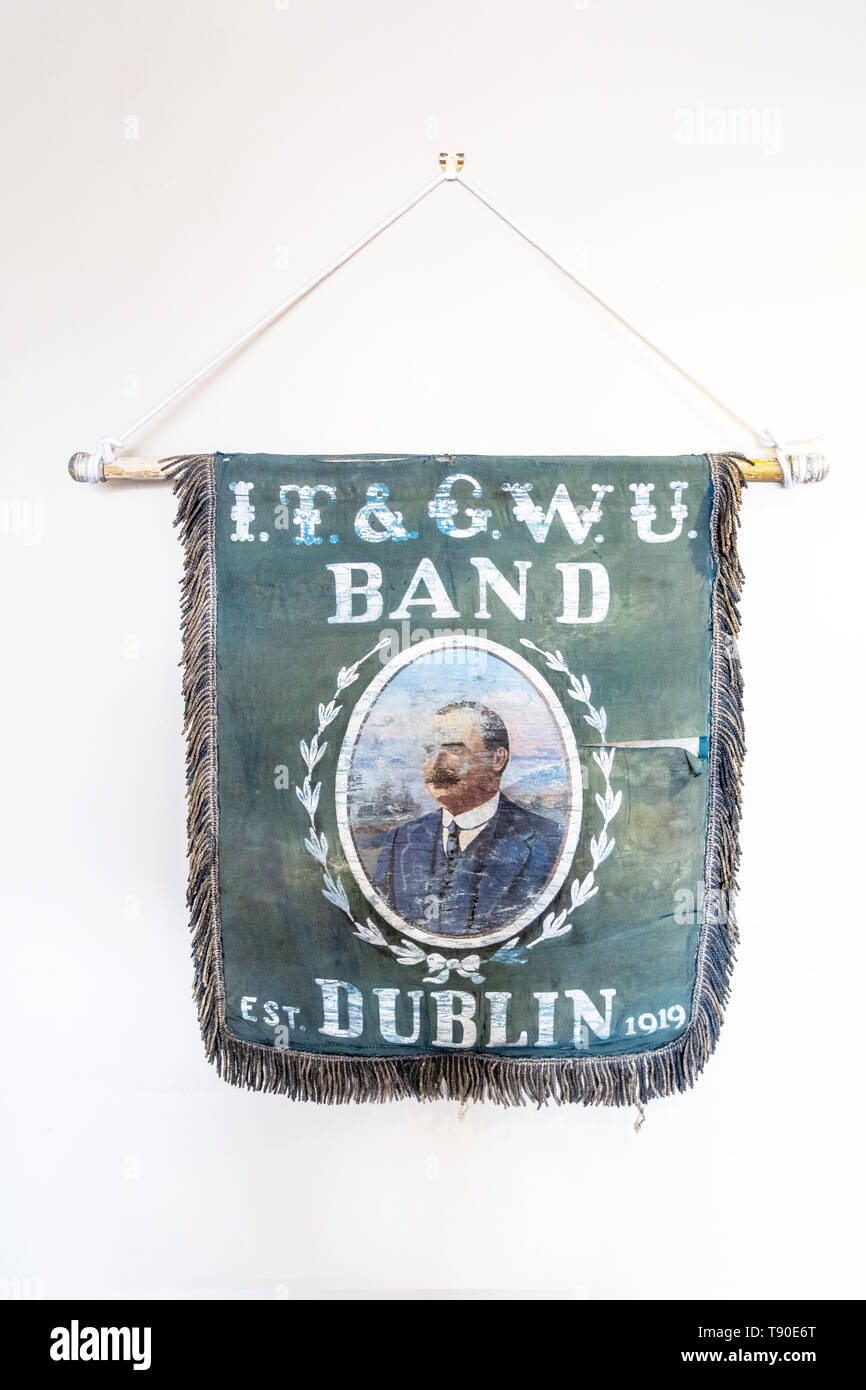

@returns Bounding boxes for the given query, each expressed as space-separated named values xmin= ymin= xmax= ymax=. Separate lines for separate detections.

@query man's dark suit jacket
xmin=372 ymin=793 xmax=563 ymax=937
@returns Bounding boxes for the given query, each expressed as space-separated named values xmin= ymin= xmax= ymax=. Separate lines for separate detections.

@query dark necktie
xmin=445 ymin=819 xmax=460 ymax=859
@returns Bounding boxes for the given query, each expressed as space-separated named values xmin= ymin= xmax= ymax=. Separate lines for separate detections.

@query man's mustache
xmin=424 ymin=768 xmax=461 ymax=787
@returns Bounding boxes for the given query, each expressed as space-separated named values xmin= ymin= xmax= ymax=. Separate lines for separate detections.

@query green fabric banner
xmin=168 ymin=451 xmax=745 ymax=1105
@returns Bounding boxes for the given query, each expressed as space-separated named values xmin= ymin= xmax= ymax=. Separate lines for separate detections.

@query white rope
xmin=455 ymin=174 xmax=765 ymax=446
xmin=758 ymin=428 xmax=793 ymax=487
xmin=103 ymin=165 xmax=765 ymax=452
xmin=113 ymin=172 xmax=448 ymax=448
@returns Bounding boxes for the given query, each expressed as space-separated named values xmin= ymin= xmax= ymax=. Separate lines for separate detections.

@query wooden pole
xmin=67 ymin=453 xmax=828 ymax=485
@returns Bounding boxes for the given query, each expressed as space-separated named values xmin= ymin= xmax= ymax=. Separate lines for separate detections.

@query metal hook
xmin=439 ymin=152 xmax=465 ymax=180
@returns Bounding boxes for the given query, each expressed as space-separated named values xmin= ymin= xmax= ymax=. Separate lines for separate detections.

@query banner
xmin=167 ymin=451 xmax=745 ymax=1105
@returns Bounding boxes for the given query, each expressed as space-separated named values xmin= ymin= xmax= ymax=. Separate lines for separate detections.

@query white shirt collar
xmin=442 ymin=791 xmax=500 ymax=832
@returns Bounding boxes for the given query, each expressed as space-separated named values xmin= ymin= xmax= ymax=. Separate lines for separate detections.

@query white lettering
xmin=354 ymin=483 xmax=415 ymax=542
xmin=374 ymin=988 xmax=423 ymax=1044
xmin=533 ymin=992 xmax=558 ymax=1047
xmin=485 ymin=992 xmax=528 ymax=1048
xmin=430 ymin=990 xmax=477 ymax=1048
xmin=389 ymin=557 xmax=459 ymax=620
xmin=471 ymin=558 xmax=531 ymax=620
xmin=564 ymin=988 xmax=616 ymax=1042
xmin=556 ymin=561 xmax=610 ymax=623
xmin=279 ymin=483 xmax=336 ymax=544
xmin=629 ymin=481 xmax=689 ymax=543
xmin=505 ymin=481 xmax=613 ymax=543
xmin=428 ymin=473 xmax=491 ymax=538
xmin=326 ymin=562 xmax=384 ymax=623
xmin=316 ymin=978 xmax=364 ymax=1038
xmin=229 ymin=480 xmax=255 ymax=542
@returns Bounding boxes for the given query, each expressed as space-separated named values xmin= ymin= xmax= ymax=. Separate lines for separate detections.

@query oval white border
xmin=334 ymin=635 xmax=583 ymax=950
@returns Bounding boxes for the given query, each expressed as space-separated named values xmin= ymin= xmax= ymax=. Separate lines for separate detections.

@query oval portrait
xmin=334 ymin=635 xmax=582 ymax=949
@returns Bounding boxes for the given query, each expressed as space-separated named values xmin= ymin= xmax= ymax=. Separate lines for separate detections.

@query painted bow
xmin=423 ymin=953 xmax=485 ymax=985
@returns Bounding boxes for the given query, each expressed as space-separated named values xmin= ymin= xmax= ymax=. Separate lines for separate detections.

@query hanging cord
xmin=76 ymin=160 xmax=807 ymax=470
xmin=455 ymin=174 xmax=765 ymax=447
xmin=107 ymin=171 xmax=447 ymax=453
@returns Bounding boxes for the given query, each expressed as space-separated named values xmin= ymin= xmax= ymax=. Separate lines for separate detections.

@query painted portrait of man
xmin=372 ymin=700 xmax=563 ymax=937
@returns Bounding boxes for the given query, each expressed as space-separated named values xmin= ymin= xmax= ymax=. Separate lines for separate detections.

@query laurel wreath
xmin=296 ymin=638 xmax=621 ymax=984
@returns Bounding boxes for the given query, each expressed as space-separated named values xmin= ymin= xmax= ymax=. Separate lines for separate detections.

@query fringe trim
xmin=164 ymin=453 xmax=746 ymax=1106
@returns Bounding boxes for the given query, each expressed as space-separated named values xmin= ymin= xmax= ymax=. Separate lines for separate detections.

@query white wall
xmin=2 ymin=0 xmax=863 ymax=1299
